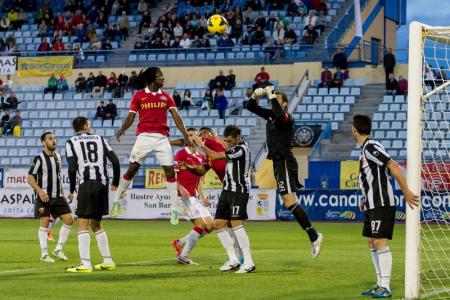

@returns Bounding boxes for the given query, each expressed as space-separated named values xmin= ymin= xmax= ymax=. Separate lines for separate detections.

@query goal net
xmin=406 ymin=22 xmax=450 ymax=300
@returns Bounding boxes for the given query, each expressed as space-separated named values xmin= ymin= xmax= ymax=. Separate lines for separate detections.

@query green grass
xmin=0 ymin=220 xmax=408 ymax=300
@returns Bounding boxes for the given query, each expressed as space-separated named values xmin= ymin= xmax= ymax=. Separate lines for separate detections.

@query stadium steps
xmin=318 ymin=84 xmax=386 ymax=159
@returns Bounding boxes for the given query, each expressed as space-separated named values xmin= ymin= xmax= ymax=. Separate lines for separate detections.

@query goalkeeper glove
xmin=264 ymin=85 xmax=277 ymax=100
xmin=251 ymin=88 xmax=266 ymax=99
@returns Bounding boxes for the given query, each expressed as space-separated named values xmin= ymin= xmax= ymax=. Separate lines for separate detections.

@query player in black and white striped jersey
xmin=27 ymin=132 xmax=74 ymax=263
xmin=65 ymin=117 xmax=120 ymax=273
xmin=353 ymin=115 xmax=419 ymax=298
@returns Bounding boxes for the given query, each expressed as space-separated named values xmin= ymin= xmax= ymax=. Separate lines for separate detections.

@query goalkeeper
xmin=246 ymin=85 xmax=323 ymax=258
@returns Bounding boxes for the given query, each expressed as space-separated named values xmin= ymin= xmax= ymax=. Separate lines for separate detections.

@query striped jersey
xmin=28 ymin=151 xmax=63 ymax=199
xmin=359 ymin=138 xmax=395 ymax=210
xmin=65 ymin=133 xmax=113 ymax=187
xmin=224 ymin=140 xmax=251 ymax=194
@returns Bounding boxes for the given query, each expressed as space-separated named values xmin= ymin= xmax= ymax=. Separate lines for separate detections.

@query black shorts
xmin=76 ymin=180 xmax=109 ymax=220
xmin=362 ymin=206 xmax=396 ymax=240
xmin=273 ymin=155 xmax=303 ymax=196
xmin=215 ymin=190 xmax=249 ymax=220
xmin=34 ymin=197 xmax=71 ymax=219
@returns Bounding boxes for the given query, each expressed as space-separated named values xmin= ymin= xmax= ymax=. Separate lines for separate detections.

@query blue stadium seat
xmin=177 ymin=53 xmax=186 ymax=60
xmin=186 ymin=53 xmax=195 ymax=60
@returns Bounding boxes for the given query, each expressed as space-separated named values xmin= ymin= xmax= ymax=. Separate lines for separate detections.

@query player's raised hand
xmin=38 ymin=190 xmax=49 ymax=202
xmin=116 ymin=129 xmax=125 ymax=142
xmin=264 ymin=85 xmax=277 ymax=99
xmin=251 ymin=88 xmax=266 ymax=99
xmin=404 ymin=189 xmax=420 ymax=209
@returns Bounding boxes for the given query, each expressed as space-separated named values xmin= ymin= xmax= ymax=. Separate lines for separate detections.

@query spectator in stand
xmin=102 ymin=38 xmax=113 ymax=50
xmin=137 ymin=0 xmax=149 ymax=14
xmin=3 ymin=74 xmax=13 ymax=92
xmin=230 ymin=18 xmax=243 ymax=44
xmin=200 ymin=34 xmax=211 ymax=48
xmin=87 ymin=5 xmax=99 ymax=24
xmin=0 ymin=90 xmax=10 ymax=110
xmin=397 ymin=75 xmax=408 ymax=96
xmin=297 ymin=1 xmax=308 ymax=16
xmin=38 ymin=20 xmax=48 ymax=38
xmin=225 ymin=69 xmax=236 ymax=90
xmin=7 ymin=93 xmax=20 ymax=110
xmin=424 ymin=66 xmax=436 ymax=88
xmin=92 ymin=71 xmax=107 ymax=98
xmin=117 ymin=71 xmax=128 ymax=97
xmin=128 ymin=71 xmax=140 ymax=91
xmin=97 ymin=12 xmax=108 ymax=28
xmin=246 ymin=0 xmax=263 ymax=10
xmin=180 ymin=33 xmax=192 ymax=49
xmin=139 ymin=10 xmax=152 ymax=34
xmin=107 ymin=72 xmax=118 ymax=93
xmin=302 ymin=24 xmax=318 ymax=45
xmin=104 ymin=99 xmax=117 ymax=126
xmin=241 ymin=26 xmax=254 ymax=45
xmin=118 ymin=11 xmax=130 ymax=41
xmin=38 ymin=37 xmax=51 ymax=52
xmin=150 ymin=36 xmax=164 ymax=49
xmin=218 ymin=32 xmax=235 ymax=48
xmin=94 ymin=100 xmax=106 ymax=121
xmin=284 ymin=24 xmax=297 ymax=45
xmin=332 ymin=47 xmax=348 ymax=70
xmin=5 ymin=33 xmax=15 ymax=46
xmin=180 ymin=89 xmax=192 ymax=110
xmin=304 ymin=11 xmax=317 ymax=29
xmin=243 ymin=88 xmax=253 ymax=108
xmin=315 ymin=11 xmax=327 ymax=35
xmin=52 ymin=37 xmax=65 ymax=52
xmin=0 ymin=111 xmax=10 ymax=135
xmin=89 ymin=34 xmax=102 ymax=50
xmin=44 ymin=74 xmax=58 ymax=98
xmin=243 ymin=6 xmax=257 ymax=25
xmin=104 ymin=24 xmax=121 ymax=44
xmin=57 ymin=75 xmax=69 ymax=91
xmin=6 ymin=110 xmax=22 ymax=136
xmin=134 ymin=35 xmax=145 ymax=50
xmin=215 ymin=88 xmax=228 ymax=119
xmin=211 ymin=70 xmax=227 ymax=90
xmin=264 ymin=39 xmax=282 ymax=63
xmin=0 ymin=16 xmax=11 ymax=31
xmin=86 ymin=72 xmax=96 ymax=92
xmin=172 ymin=90 xmax=181 ymax=107
xmin=383 ymin=48 xmax=396 ymax=84
xmin=267 ymin=0 xmax=283 ymax=10
xmin=272 ymin=22 xmax=285 ymax=44
xmin=266 ymin=13 xmax=279 ymax=31
xmin=111 ymin=0 xmax=120 ymax=16
xmin=386 ymin=73 xmax=398 ymax=96
xmin=332 ymin=67 xmax=344 ymax=89
xmin=8 ymin=9 xmax=19 ymax=29
xmin=201 ymin=89 xmax=213 ymax=110
xmin=253 ymin=66 xmax=270 ymax=90
xmin=319 ymin=66 xmax=332 ymax=88
xmin=173 ymin=22 xmax=184 ymax=38
xmin=287 ymin=0 xmax=299 ymax=17
xmin=75 ymin=72 xmax=86 ymax=93
xmin=191 ymin=35 xmax=202 ymax=48
xmin=317 ymin=1 xmax=328 ymax=15
xmin=251 ymin=26 xmax=266 ymax=46
xmin=75 ymin=23 xmax=88 ymax=43
xmin=254 ymin=13 xmax=266 ymax=30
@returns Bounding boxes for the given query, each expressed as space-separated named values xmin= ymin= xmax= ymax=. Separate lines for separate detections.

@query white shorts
xmin=130 ymin=133 xmax=174 ymax=166
xmin=181 ymin=197 xmax=213 ymax=221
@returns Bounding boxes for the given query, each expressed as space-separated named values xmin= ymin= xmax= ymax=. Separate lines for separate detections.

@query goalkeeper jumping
xmin=246 ymin=85 xmax=323 ymax=258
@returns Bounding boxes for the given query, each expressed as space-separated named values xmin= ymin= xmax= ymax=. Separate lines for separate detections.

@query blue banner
xmin=276 ymin=189 xmax=450 ymax=222
xmin=305 ymin=161 xmax=341 ymax=189
xmin=0 ymin=168 xmax=3 ymax=188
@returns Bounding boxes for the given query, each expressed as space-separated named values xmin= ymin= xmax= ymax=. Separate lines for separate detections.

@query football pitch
xmin=0 ymin=220 xmax=407 ymax=300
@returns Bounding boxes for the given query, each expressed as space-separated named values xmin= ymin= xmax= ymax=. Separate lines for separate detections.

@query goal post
xmin=406 ymin=22 xmax=450 ymax=300
xmin=405 ymin=21 xmax=423 ymax=300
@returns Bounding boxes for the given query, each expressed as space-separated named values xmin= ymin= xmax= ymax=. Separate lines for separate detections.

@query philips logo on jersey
xmin=140 ymin=102 xmax=167 ymax=109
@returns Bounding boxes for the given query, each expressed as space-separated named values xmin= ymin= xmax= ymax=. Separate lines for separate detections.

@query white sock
xmin=228 ymin=226 xmax=243 ymax=261
xmin=38 ymin=227 xmax=48 ymax=257
xmin=216 ymin=228 xmax=239 ymax=263
xmin=377 ymin=246 xmax=392 ymax=291
xmin=370 ymin=248 xmax=382 ymax=286
xmin=95 ymin=229 xmax=113 ymax=264
xmin=55 ymin=224 xmax=72 ymax=251
xmin=114 ymin=176 xmax=132 ymax=202
xmin=179 ymin=229 xmax=206 ymax=245
xmin=233 ymin=225 xmax=254 ymax=266
xmin=78 ymin=231 xmax=91 ymax=268
xmin=180 ymin=227 xmax=202 ymax=258
xmin=166 ymin=181 xmax=179 ymax=212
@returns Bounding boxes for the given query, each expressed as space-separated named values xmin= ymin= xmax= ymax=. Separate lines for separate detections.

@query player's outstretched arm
xmin=180 ymin=161 xmax=209 ymax=176
xmin=193 ymin=137 xmax=227 ymax=160
xmin=246 ymin=88 xmax=272 ymax=120
xmin=170 ymin=108 xmax=193 ymax=147
xmin=116 ymin=112 xmax=136 ymax=142
xmin=387 ymin=160 xmax=420 ymax=208
xmin=265 ymin=86 xmax=285 ymax=119
xmin=170 ymin=138 xmax=186 ymax=147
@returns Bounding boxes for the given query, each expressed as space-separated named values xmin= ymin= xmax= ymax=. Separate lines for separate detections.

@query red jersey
xmin=174 ymin=147 xmax=209 ymax=197
xmin=129 ymin=88 xmax=176 ymax=136
xmin=203 ymin=137 xmax=227 ymax=183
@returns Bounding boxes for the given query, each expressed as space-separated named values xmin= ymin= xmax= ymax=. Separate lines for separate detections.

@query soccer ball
xmin=207 ymin=14 xmax=228 ymax=34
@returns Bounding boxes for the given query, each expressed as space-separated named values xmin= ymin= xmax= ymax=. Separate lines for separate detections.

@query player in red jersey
xmin=170 ymin=128 xmax=214 ymax=265
xmin=114 ymin=67 xmax=192 ymax=224
xmin=199 ymin=127 xmax=227 ymax=182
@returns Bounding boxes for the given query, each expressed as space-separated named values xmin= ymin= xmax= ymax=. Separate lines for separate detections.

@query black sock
xmin=288 ymin=203 xmax=318 ymax=242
